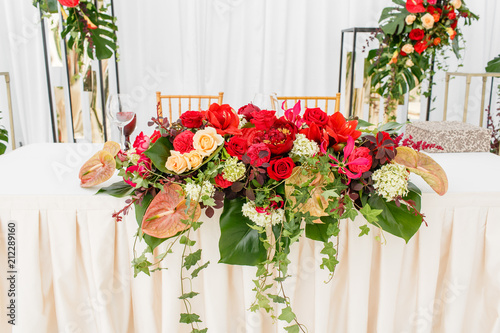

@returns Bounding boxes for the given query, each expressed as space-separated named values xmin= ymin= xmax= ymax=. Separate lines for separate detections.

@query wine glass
xmin=252 ymin=92 xmax=279 ymax=113
xmin=106 ymin=94 xmax=135 ymax=149
xmin=123 ymin=114 xmax=137 ymax=150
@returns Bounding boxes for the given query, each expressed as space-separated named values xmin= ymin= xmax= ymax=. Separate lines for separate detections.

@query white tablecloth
xmin=1 ymin=143 xmax=500 ymax=333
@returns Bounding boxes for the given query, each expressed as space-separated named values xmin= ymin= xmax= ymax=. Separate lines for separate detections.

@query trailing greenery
xmin=0 ymin=110 xmax=8 ymax=155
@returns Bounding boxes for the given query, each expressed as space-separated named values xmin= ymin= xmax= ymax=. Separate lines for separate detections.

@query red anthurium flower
xmin=325 ymin=112 xmax=361 ymax=145
xmin=58 ymin=0 xmax=80 ymax=7
xmin=328 ymin=136 xmax=371 ymax=184
xmin=406 ymin=0 xmax=425 ymax=13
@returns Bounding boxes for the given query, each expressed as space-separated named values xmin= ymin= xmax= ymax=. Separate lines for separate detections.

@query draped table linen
xmin=0 ymin=143 xmax=499 ymax=333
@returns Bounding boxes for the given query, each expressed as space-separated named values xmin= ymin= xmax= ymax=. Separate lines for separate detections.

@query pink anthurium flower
xmin=283 ymin=101 xmax=305 ymax=128
xmin=328 ymin=136 xmax=371 ymax=184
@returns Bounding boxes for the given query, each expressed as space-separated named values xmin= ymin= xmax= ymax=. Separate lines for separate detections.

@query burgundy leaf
xmin=231 ymin=182 xmax=244 ymax=192
xmin=205 ymin=206 xmax=215 ymax=218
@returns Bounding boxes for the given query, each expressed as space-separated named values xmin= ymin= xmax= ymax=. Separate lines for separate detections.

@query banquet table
xmin=1 ymin=143 xmax=500 ymax=333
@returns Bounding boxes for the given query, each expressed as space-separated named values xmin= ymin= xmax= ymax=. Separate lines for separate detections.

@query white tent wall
xmin=1 ymin=0 xmax=499 ymax=143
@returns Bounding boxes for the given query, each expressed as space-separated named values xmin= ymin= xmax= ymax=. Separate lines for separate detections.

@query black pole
xmin=349 ymin=29 xmax=357 ymax=117
xmin=425 ymin=53 xmax=436 ymax=121
xmin=110 ymin=0 xmax=121 ymax=94
xmin=61 ymin=13 xmax=76 ymax=143
xmin=487 ymin=77 xmax=495 ymax=127
xmin=95 ymin=0 xmax=109 ymax=141
xmin=39 ymin=6 xmax=58 ymax=143
xmin=338 ymin=31 xmax=345 ymax=94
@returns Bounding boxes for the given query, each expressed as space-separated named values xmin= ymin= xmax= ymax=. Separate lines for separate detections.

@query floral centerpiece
xmin=80 ymin=102 xmax=448 ymax=332
xmin=368 ymin=0 xmax=478 ymax=113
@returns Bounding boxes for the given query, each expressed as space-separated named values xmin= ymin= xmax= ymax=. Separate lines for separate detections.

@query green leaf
xmin=268 ymin=294 xmax=287 ymax=304
xmin=486 ymin=54 xmax=500 ymax=73
xmin=357 ymin=119 xmax=374 ymax=129
xmin=359 ymin=204 xmax=383 ymax=223
xmin=191 ymin=261 xmax=210 ymax=278
xmin=191 ymin=329 xmax=208 ymax=333
xmin=179 ymin=313 xmax=201 ymax=324
xmin=284 ymin=325 xmax=300 ymax=333
xmin=96 ymin=181 xmax=134 ymax=197
xmin=359 ymin=225 xmax=371 ymax=237
xmin=144 ymin=137 xmax=174 ymax=173
xmin=180 ymin=235 xmax=196 ymax=246
xmin=367 ymin=189 xmax=423 ymax=243
xmin=219 ymin=198 xmax=267 ymax=266
xmin=184 ymin=249 xmax=202 ymax=270
xmin=305 ymin=216 xmax=338 ymax=242
xmin=278 ymin=307 xmax=296 ymax=323
xmin=179 ymin=292 xmax=199 ymax=300
xmin=131 ymin=254 xmax=152 ymax=277
xmin=320 ymin=189 xmax=339 ymax=200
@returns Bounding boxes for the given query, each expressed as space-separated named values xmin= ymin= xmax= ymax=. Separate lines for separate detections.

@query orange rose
xmin=183 ymin=150 xmax=203 ymax=170
xmin=192 ymin=127 xmax=224 ymax=157
xmin=421 ymin=13 xmax=435 ymax=30
xmin=165 ymin=150 xmax=189 ymax=174
xmin=433 ymin=38 xmax=441 ymax=46
xmin=432 ymin=13 xmax=440 ymax=22
xmin=402 ymin=44 xmax=414 ymax=55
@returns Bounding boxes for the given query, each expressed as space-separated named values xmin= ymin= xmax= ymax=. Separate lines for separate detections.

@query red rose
xmin=238 ymin=103 xmax=260 ymax=121
xmin=214 ymin=173 xmax=233 ymax=188
xmin=58 ymin=0 xmax=80 ymax=7
xmin=414 ymin=41 xmax=429 ymax=54
xmin=180 ymin=111 xmax=204 ymax=128
xmin=133 ymin=132 xmax=151 ymax=153
xmin=204 ymin=103 xmax=241 ymax=135
xmin=409 ymin=29 xmax=425 ymax=41
xmin=303 ymin=108 xmax=328 ymax=128
xmin=448 ymin=11 xmax=456 ymax=20
xmin=250 ymin=110 xmax=277 ymax=130
xmin=150 ymin=130 xmax=161 ymax=144
xmin=173 ymin=130 xmax=195 ymax=154
xmin=400 ymin=51 xmax=408 ymax=57
xmin=406 ymin=0 xmax=425 ymax=13
xmin=451 ymin=20 xmax=458 ymax=29
xmin=348 ymin=147 xmax=372 ymax=174
xmin=225 ymin=136 xmax=248 ymax=160
xmin=267 ymin=157 xmax=295 ymax=181
xmin=247 ymin=143 xmax=271 ymax=167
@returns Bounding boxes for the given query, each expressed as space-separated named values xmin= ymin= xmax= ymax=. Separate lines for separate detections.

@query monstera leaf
xmin=394 ymin=146 xmax=448 ymax=196
xmin=486 ymin=55 xmax=500 ymax=73
xmin=141 ymin=184 xmax=201 ymax=239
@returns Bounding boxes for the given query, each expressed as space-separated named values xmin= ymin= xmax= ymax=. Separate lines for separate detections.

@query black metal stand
xmin=425 ymin=54 xmax=436 ymax=121
xmin=338 ymin=27 xmax=381 ymax=117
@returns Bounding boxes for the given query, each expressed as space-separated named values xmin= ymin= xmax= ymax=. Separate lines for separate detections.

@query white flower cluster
xmin=222 ymin=157 xmax=246 ymax=182
xmin=290 ymin=134 xmax=320 ymax=159
xmin=125 ymin=148 xmax=141 ymax=165
xmin=242 ymin=201 xmax=285 ymax=227
xmin=372 ymin=163 xmax=409 ymax=201
xmin=183 ymin=180 xmax=215 ymax=202
xmin=238 ymin=114 xmax=248 ymax=129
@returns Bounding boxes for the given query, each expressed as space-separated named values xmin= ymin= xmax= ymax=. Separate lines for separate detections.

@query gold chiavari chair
xmin=156 ymin=92 xmax=224 ymax=121
xmin=277 ymin=93 xmax=341 ymax=114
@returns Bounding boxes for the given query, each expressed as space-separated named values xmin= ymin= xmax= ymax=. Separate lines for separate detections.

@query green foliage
xmin=219 ymin=198 xmax=267 ymax=266
xmin=96 ymin=181 xmax=134 ymax=197
xmin=278 ymin=307 xmax=296 ymax=323
xmin=179 ymin=313 xmax=202 ymax=324
xmin=183 ymin=249 xmax=202 ymax=270
xmin=486 ymin=55 xmax=500 ymax=73
xmin=131 ymin=253 xmax=152 ymax=277
xmin=0 ymin=110 xmax=8 ymax=155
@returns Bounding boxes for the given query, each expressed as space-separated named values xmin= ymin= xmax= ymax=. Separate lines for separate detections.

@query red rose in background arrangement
xmin=303 ymin=108 xmax=328 ymax=128
xmin=180 ymin=111 xmax=204 ymax=128
xmin=173 ymin=130 xmax=195 ymax=154
xmin=205 ymin=103 xmax=241 ymax=135
xmin=246 ymin=143 xmax=271 ymax=167
xmin=414 ymin=41 xmax=429 ymax=54
xmin=250 ymin=110 xmax=277 ymax=130
xmin=150 ymin=130 xmax=161 ymax=144
xmin=133 ymin=132 xmax=151 ymax=153
xmin=58 ymin=0 xmax=80 ymax=7
xmin=214 ymin=173 xmax=233 ymax=188
xmin=348 ymin=147 xmax=373 ymax=173
xmin=409 ymin=28 xmax=425 ymax=41
xmin=225 ymin=136 xmax=248 ymax=160
xmin=238 ymin=103 xmax=260 ymax=121
xmin=267 ymin=157 xmax=295 ymax=181
xmin=325 ymin=112 xmax=361 ymax=145
xmin=448 ymin=11 xmax=457 ymax=20
xmin=451 ymin=20 xmax=458 ymax=29
xmin=406 ymin=0 xmax=425 ymax=13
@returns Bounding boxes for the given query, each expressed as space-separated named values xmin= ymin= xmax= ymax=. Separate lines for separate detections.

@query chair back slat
xmin=277 ymin=93 xmax=341 ymax=115
xmin=156 ymin=92 xmax=224 ymax=122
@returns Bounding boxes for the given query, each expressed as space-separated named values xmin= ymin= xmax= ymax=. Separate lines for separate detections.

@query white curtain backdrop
xmin=1 ymin=0 xmax=499 ymax=144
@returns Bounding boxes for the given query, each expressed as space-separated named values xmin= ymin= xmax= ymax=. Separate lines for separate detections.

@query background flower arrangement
xmin=367 ymin=0 xmax=478 ymax=115
xmin=80 ymin=101 xmax=448 ymax=332
xmin=33 ymin=0 xmax=118 ymax=60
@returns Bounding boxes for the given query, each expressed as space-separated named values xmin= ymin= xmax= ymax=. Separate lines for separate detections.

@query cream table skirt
xmin=1 ymin=143 xmax=500 ymax=333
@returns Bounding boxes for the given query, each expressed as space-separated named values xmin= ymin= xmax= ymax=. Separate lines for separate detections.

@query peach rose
xmin=406 ymin=59 xmax=414 ymax=67
xmin=421 ymin=13 xmax=435 ymax=30
xmin=165 ymin=150 xmax=188 ymax=174
xmin=402 ymin=44 xmax=414 ymax=55
xmin=452 ymin=0 xmax=461 ymax=9
xmin=405 ymin=14 xmax=416 ymax=25
xmin=183 ymin=150 xmax=203 ymax=170
xmin=192 ymin=127 xmax=224 ymax=157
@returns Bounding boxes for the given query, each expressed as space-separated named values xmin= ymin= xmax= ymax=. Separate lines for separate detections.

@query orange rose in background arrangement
xmin=421 ymin=13 xmax=435 ymax=29
xmin=402 ymin=44 xmax=414 ymax=54
xmin=433 ymin=38 xmax=441 ymax=46
xmin=183 ymin=150 xmax=203 ymax=169
xmin=204 ymin=103 xmax=241 ymax=136
xmin=165 ymin=150 xmax=189 ymax=174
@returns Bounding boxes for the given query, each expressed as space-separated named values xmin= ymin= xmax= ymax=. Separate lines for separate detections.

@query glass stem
xmin=119 ymin=125 xmax=125 ymax=149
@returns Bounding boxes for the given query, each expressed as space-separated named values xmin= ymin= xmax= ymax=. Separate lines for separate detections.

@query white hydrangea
xmin=183 ymin=181 xmax=215 ymax=202
xmin=242 ymin=201 xmax=285 ymax=227
xmin=290 ymin=133 xmax=320 ymax=159
xmin=222 ymin=157 xmax=246 ymax=182
xmin=238 ymin=114 xmax=248 ymax=129
xmin=372 ymin=163 xmax=409 ymax=201
xmin=125 ymin=148 xmax=141 ymax=165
